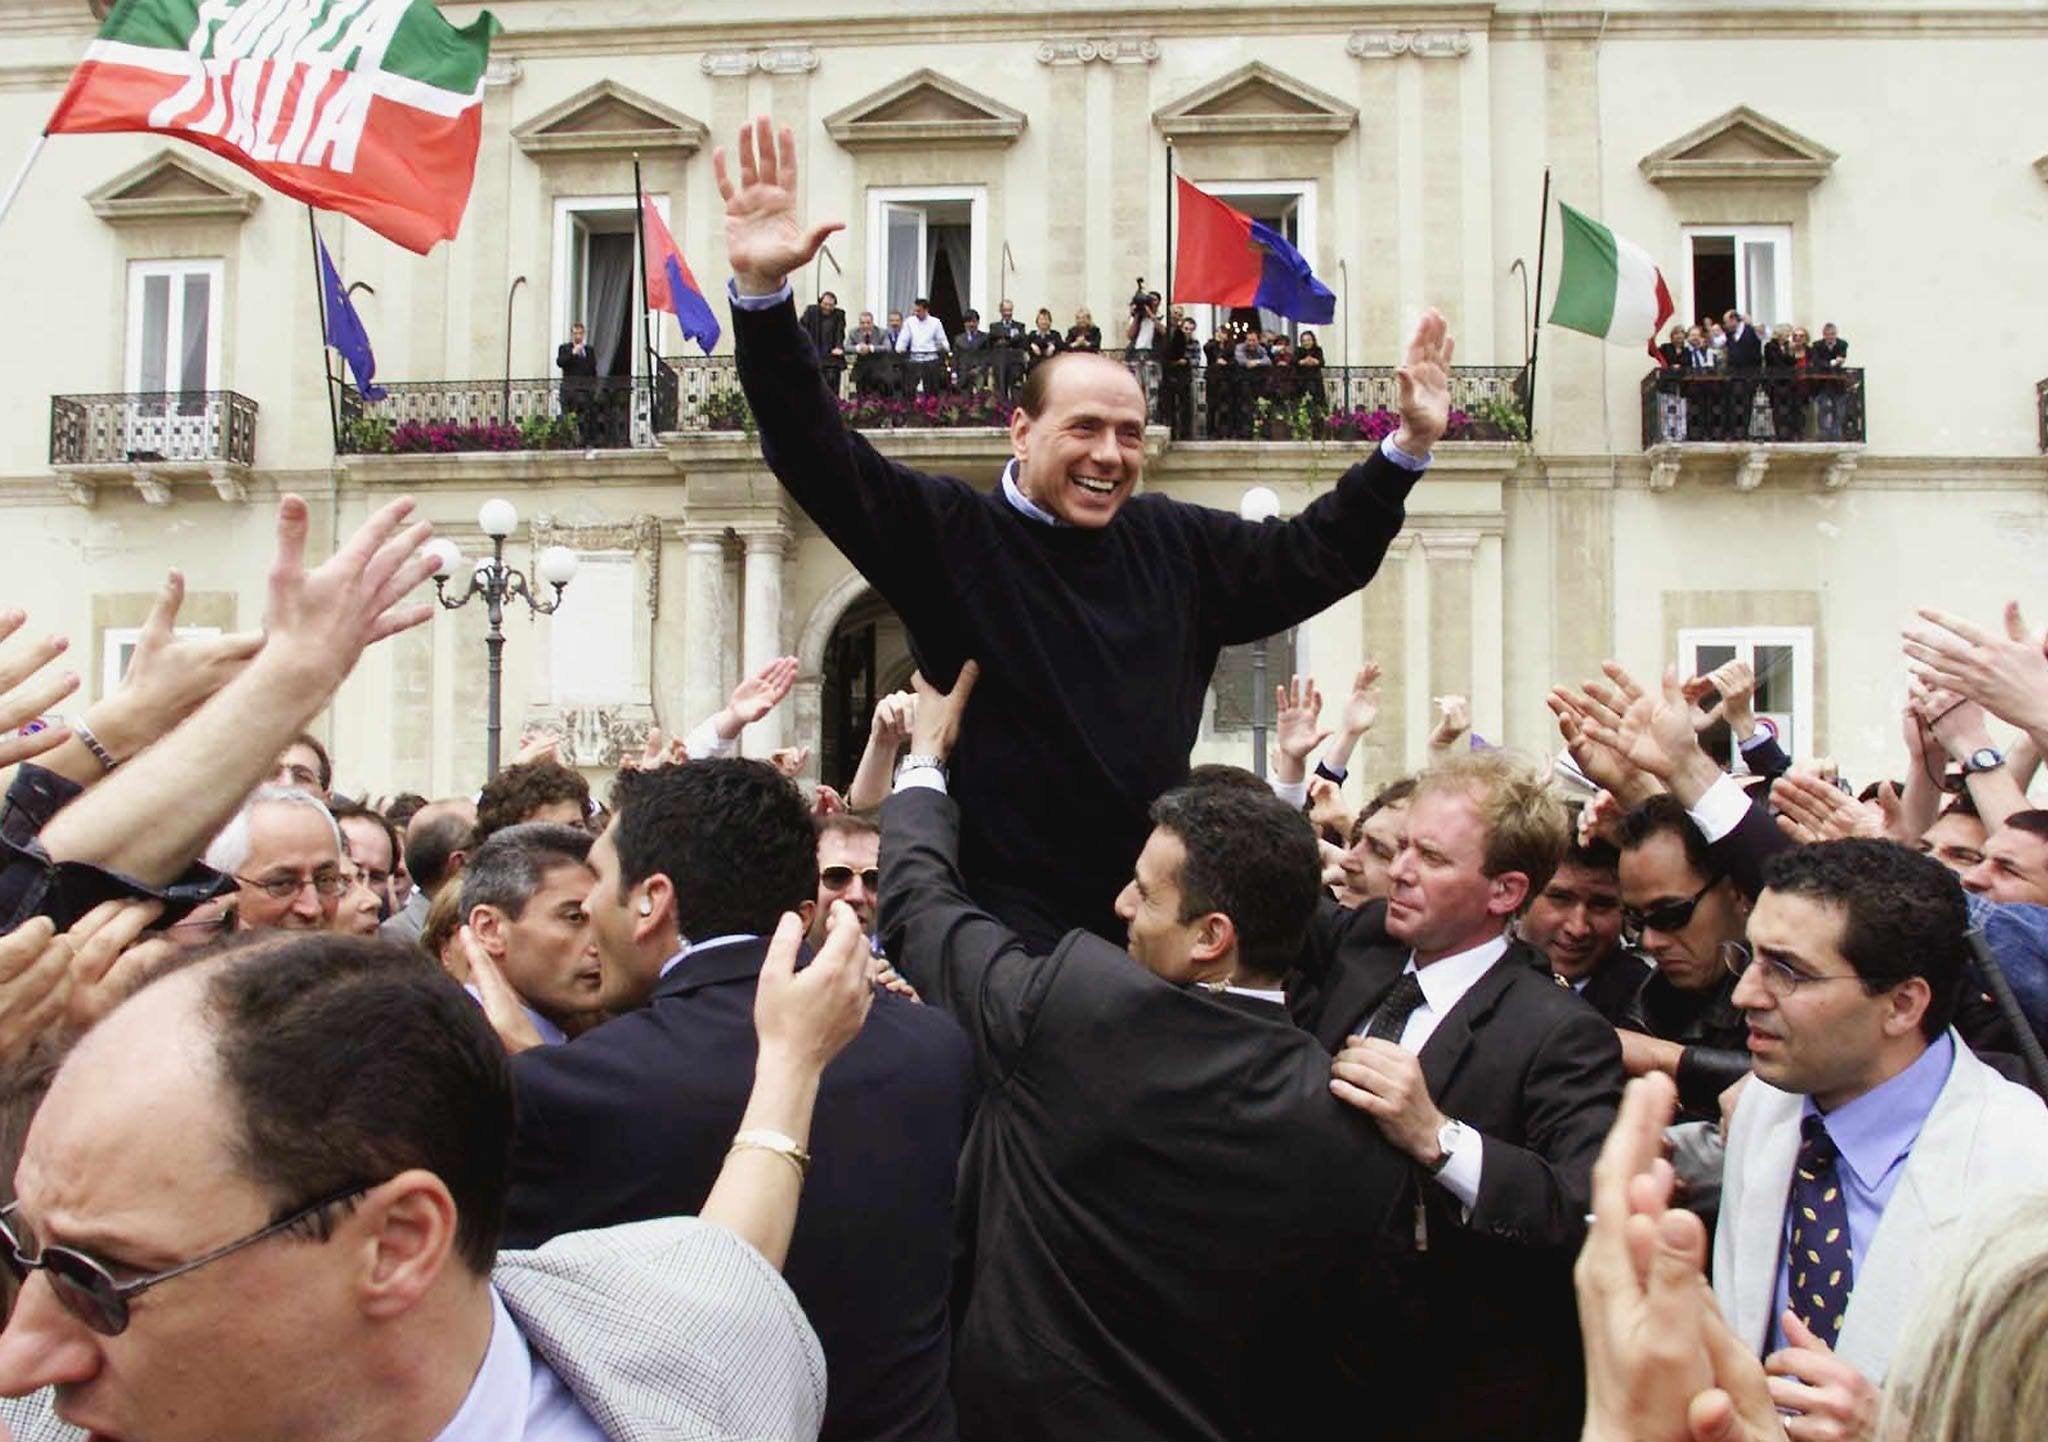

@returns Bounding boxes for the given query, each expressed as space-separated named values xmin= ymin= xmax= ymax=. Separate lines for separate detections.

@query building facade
xmin=2 ymin=0 xmax=2045 ymax=799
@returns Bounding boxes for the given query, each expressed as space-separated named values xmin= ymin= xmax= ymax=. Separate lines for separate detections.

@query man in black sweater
xmin=717 ymin=117 xmax=1453 ymax=947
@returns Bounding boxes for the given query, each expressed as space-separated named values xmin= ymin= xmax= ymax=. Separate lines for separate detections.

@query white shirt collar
xmin=433 ymin=1288 xmax=531 ymax=1442
xmin=1408 ymin=931 xmax=1510 ymax=1016
xmin=999 ymin=457 xmax=1065 ymax=527
xmin=1221 ymin=983 xmax=1289 ymax=1005
xmin=656 ymin=932 xmax=758 ymax=981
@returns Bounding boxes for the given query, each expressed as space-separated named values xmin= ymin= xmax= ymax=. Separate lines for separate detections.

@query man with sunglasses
xmin=1613 ymin=795 xmax=1754 ymax=1124
xmin=0 ymin=922 xmax=868 ymax=1442
xmin=1715 ymin=840 xmax=2048 ymax=1442
xmin=811 ymin=814 xmax=880 ymax=951
xmin=200 ymin=785 xmax=346 ymax=932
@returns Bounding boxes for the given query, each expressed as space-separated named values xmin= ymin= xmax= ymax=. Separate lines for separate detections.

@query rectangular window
xmin=1210 ymin=629 xmax=1301 ymax=732
xmin=1682 ymin=226 xmax=1792 ymax=333
xmin=126 ymin=259 xmax=222 ymax=401
xmin=1677 ymin=625 xmax=1814 ymax=762
xmin=865 ymin=186 xmax=986 ymax=343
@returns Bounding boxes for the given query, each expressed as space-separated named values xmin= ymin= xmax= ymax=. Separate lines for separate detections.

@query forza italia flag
xmin=47 ymin=0 xmax=498 ymax=254
xmin=1547 ymin=201 xmax=1674 ymax=360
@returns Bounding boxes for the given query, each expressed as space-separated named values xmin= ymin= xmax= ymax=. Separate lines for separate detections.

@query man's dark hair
xmin=1348 ymin=776 xmax=1419 ymax=846
xmin=611 ymin=760 xmax=816 ymax=936
xmin=1760 ymin=839 xmax=1967 ymax=1040
xmin=195 ymin=934 xmax=510 ymax=1274
xmin=474 ymin=760 xmax=590 ymax=844
xmin=1148 ymin=785 xmax=1321 ymax=983
xmin=1615 ymin=794 xmax=1715 ymax=878
xmin=385 ymin=792 xmax=429 ymax=827
xmin=2003 ymin=810 xmax=2048 ymax=844
xmin=1183 ymin=763 xmax=1272 ymax=795
xmin=820 ymin=290 xmax=837 ymax=305
xmin=406 ymin=807 xmax=477 ymax=894
xmin=1560 ymin=833 xmax=1621 ymax=874
xmin=459 ymin=823 xmax=593 ymax=923
xmin=815 ymin=812 xmax=881 ymax=844
xmin=291 ymin=732 xmax=333 ymax=790
xmin=330 ymin=800 xmax=400 ymax=869
xmin=913 ymin=295 xmax=930 ymax=308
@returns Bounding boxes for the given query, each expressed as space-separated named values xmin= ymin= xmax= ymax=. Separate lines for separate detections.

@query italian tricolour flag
xmin=47 ymin=0 xmax=497 ymax=254
xmin=1547 ymin=201 xmax=1674 ymax=360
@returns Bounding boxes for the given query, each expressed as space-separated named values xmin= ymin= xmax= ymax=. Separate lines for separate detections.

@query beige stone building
xmin=1 ymin=0 xmax=2045 ymax=800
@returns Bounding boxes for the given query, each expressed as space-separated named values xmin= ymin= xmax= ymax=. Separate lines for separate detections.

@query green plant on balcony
xmin=519 ymin=412 xmax=581 ymax=450
xmin=1252 ymin=392 xmax=1319 ymax=441
xmin=1468 ymin=394 xmax=1530 ymax=442
xmin=702 ymin=388 xmax=754 ymax=435
xmin=339 ymin=414 xmax=394 ymax=454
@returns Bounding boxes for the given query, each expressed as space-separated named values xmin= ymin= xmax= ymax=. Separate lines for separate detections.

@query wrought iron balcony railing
xmin=1640 ymin=368 xmax=1864 ymax=448
xmin=335 ymin=371 xmax=678 ymax=454
xmin=49 ymin=390 xmax=258 ymax=467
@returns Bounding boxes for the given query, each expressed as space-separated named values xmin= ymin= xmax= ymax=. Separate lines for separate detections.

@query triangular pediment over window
xmin=1640 ymin=107 xmax=1836 ymax=187
xmin=514 ymin=80 xmax=708 ymax=158
xmin=1154 ymin=62 xmax=1357 ymax=142
xmin=824 ymin=70 xmax=1026 ymax=148
xmin=87 ymin=150 xmax=259 ymax=224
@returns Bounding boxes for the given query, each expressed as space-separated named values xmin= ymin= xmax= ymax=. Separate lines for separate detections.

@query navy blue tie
xmin=1788 ymin=1114 xmax=1855 ymax=1340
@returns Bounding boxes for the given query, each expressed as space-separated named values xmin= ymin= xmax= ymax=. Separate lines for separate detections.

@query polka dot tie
xmin=1364 ymin=972 xmax=1427 ymax=1044
xmin=1788 ymin=1113 xmax=1855 ymax=1340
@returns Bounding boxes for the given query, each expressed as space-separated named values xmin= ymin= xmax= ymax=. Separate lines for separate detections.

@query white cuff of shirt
xmin=1270 ymin=775 xmax=1310 ymax=808
xmin=1379 ymin=433 xmax=1432 ymax=472
xmin=1432 ymin=1128 xmax=1484 ymax=1213
xmin=728 ymin=279 xmax=794 ymax=310
xmin=1688 ymin=772 xmax=1752 ymax=845
xmin=892 ymin=765 xmax=948 ymax=795
xmin=1736 ymin=728 xmax=1771 ymax=751
xmin=683 ymin=718 xmax=738 ymax=761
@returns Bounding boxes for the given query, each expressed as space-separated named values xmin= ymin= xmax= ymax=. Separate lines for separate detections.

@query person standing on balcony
xmin=894 ymin=296 xmax=950 ymax=396
xmin=716 ymin=115 xmax=1453 ymax=949
xmin=554 ymin=322 xmax=596 ymax=424
xmin=798 ymin=289 xmax=846 ymax=396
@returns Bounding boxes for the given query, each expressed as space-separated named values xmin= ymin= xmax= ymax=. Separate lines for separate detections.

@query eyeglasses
xmin=0 ymin=1183 xmax=370 ymax=1336
xmin=1620 ymin=875 xmax=1722 ymax=941
xmin=818 ymin=866 xmax=879 ymax=892
xmin=235 ymin=869 xmax=346 ymax=901
xmin=1721 ymin=941 xmax=1870 ymax=998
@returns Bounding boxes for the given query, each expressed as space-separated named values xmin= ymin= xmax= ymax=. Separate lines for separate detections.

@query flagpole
xmin=0 ymin=133 xmax=47 ymax=236
xmin=307 ymin=208 xmax=341 ymax=456
xmin=1163 ymin=139 xmax=1175 ymax=318
xmin=1524 ymin=166 xmax=1552 ymax=448
xmin=632 ymin=153 xmax=654 ymax=375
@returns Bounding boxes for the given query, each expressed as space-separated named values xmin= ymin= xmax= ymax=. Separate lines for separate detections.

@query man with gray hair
xmin=201 ymin=785 xmax=345 ymax=932
xmin=459 ymin=822 xmax=604 ymax=1044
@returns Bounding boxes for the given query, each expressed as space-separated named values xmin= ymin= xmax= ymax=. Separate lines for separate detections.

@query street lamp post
xmin=1237 ymin=486 xmax=1281 ymax=778
xmin=427 ymin=499 xmax=580 ymax=780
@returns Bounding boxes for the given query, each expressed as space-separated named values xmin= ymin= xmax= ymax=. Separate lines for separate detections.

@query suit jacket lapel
xmin=1415 ymin=952 xmax=1517 ymax=1099
xmin=1316 ymin=951 xmax=1405 ymax=1052
xmin=1731 ymin=1099 xmax=1802 ymax=1355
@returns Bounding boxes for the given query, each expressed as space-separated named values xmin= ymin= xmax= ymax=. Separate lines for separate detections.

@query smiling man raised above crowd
xmin=720 ymin=115 xmax=1454 ymax=946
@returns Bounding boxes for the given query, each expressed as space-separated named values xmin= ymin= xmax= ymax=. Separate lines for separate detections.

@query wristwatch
xmin=896 ymin=753 xmax=947 ymax=778
xmin=1427 ymin=1118 xmax=1467 ymax=1175
xmin=1964 ymin=746 xmax=2006 ymax=775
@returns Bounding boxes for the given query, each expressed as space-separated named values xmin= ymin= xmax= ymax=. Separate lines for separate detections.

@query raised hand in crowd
xmin=1576 ymin=1074 xmax=1787 ymax=1442
xmin=845 ymin=689 xmax=915 ymax=811
xmin=1273 ymin=675 xmax=1332 ymax=785
xmin=908 ymin=660 xmax=981 ymax=764
xmin=1682 ymin=658 xmax=1759 ymax=739
xmin=50 ymin=896 xmax=170 ymax=1036
xmin=811 ymin=783 xmax=847 ymax=819
xmin=709 ymin=655 xmax=801 ymax=744
xmin=1903 ymin=602 xmax=2048 ymax=754
xmin=512 ymin=726 xmax=565 ymax=768
xmin=36 ymin=494 xmax=438 ymax=890
xmin=1317 ymin=661 xmax=1384 ymax=779
xmin=1550 ymin=684 xmax=1661 ymax=807
xmin=1769 ymin=771 xmax=1883 ymax=845
xmin=1307 ymin=776 xmax=1355 ymax=844
xmin=0 ymin=609 xmax=78 ymax=774
xmin=1580 ymin=787 xmax=1628 ymax=847
xmin=1911 ymin=678 xmax=2030 ymax=830
xmin=1394 ymin=306 xmax=1456 ymax=454
xmin=716 ymin=114 xmax=846 ymax=296
xmin=0 ymin=917 xmax=74 ymax=1063
xmin=1894 ymin=701 xmax=1946 ymax=843
xmin=625 ymin=726 xmax=689 ymax=772
xmin=770 ymin=745 xmax=811 ymax=779
xmin=1580 ymin=662 xmax=1723 ymax=807
xmin=1426 ymin=693 xmax=1471 ymax=754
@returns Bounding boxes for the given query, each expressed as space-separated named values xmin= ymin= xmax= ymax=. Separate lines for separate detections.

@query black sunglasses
xmin=1620 ymin=875 xmax=1722 ymax=941
xmin=819 ymin=866 xmax=880 ymax=892
xmin=0 ymin=1183 xmax=369 ymax=1336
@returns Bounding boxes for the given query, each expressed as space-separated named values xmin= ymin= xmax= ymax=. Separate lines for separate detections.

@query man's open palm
xmin=715 ymin=116 xmax=844 ymax=295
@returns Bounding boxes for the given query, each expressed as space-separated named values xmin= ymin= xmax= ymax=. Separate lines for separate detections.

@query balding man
xmin=720 ymin=115 xmax=1453 ymax=948
xmin=381 ymin=799 xmax=476 ymax=946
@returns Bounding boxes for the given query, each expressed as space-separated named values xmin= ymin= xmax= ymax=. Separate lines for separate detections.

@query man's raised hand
xmin=1393 ymin=307 xmax=1454 ymax=455
xmin=714 ymin=116 xmax=846 ymax=297
xmin=264 ymin=494 xmax=437 ymax=691
xmin=909 ymin=661 xmax=981 ymax=765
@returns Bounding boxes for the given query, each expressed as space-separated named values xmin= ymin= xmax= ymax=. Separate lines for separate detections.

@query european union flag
xmin=317 ymin=234 xmax=386 ymax=401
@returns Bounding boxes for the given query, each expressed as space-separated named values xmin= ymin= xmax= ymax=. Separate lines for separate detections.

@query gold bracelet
xmin=729 ymin=1128 xmax=811 ymax=1180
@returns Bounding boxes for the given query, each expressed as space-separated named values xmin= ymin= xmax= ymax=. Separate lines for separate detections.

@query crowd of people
xmin=1650 ymin=309 xmax=1857 ymax=443
xmin=0 ymin=115 xmax=2041 ymax=1442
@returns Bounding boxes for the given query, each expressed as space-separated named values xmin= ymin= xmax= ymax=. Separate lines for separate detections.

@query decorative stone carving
xmin=537 ymin=703 xmax=657 ymax=770
xmin=825 ymin=69 xmax=1027 ymax=149
xmin=1822 ymin=453 xmax=1859 ymax=490
xmin=1646 ymin=445 xmax=1683 ymax=492
xmin=484 ymin=56 xmax=522 ymax=88
xmin=756 ymin=46 xmax=820 ymax=75
xmin=1035 ymin=36 xmax=1159 ymax=66
xmin=700 ymin=49 xmax=758 ymax=78
xmin=87 ymin=149 xmax=260 ymax=225
xmin=1735 ymin=450 xmax=1771 ymax=492
xmin=513 ymin=80 xmax=708 ymax=158
xmin=209 ymin=469 xmax=247 ymax=504
xmin=54 ymin=474 xmax=96 ymax=508
xmin=1347 ymin=30 xmax=1470 ymax=60
xmin=1640 ymin=106 xmax=1837 ymax=188
xmin=530 ymin=513 xmax=662 ymax=616
xmin=1418 ymin=529 xmax=1482 ymax=560
xmin=1153 ymin=61 xmax=1357 ymax=143
xmin=132 ymin=473 xmax=173 ymax=507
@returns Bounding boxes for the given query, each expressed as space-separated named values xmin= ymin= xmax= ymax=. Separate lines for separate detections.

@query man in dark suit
xmin=1722 ymin=310 xmax=1764 ymax=371
xmin=799 ymin=289 xmax=847 ymax=394
xmin=1294 ymin=751 xmax=1625 ymax=1441
xmin=502 ymin=759 xmax=977 ymax=1442
xmin=986 ymin=298 xmax=1027 ymax=396
xmin=554 ymin=322 xmax=596 ymax=420
xmin=879 ymin=665 xmax=1407 ymax=1441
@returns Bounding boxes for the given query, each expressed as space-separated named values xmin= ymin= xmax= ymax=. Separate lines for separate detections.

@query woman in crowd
xmin=1064 ymin=306 xmax=1101 ymax=352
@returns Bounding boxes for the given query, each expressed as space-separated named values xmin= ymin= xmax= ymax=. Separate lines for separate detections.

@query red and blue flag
xmin=641 ymin=196 xmax=720 ymax=354
xmin=1172 ymin=177 xmax=1335 ymax=325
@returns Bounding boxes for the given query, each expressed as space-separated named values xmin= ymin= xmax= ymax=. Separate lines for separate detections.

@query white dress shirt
xmin=657 ymin=932 xmax=758 ymax=982
xmin=433 ymin=1286 xmax=606 ymax=1442
xmin=894 ymin=311 xmax=949 ymax=359
xmin=1361 ymin=932 xmax=1511 ymax=1211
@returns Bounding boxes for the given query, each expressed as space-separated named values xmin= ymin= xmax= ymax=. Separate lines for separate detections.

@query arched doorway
xmin=818 ymin=589 xmax=913 ymax=791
